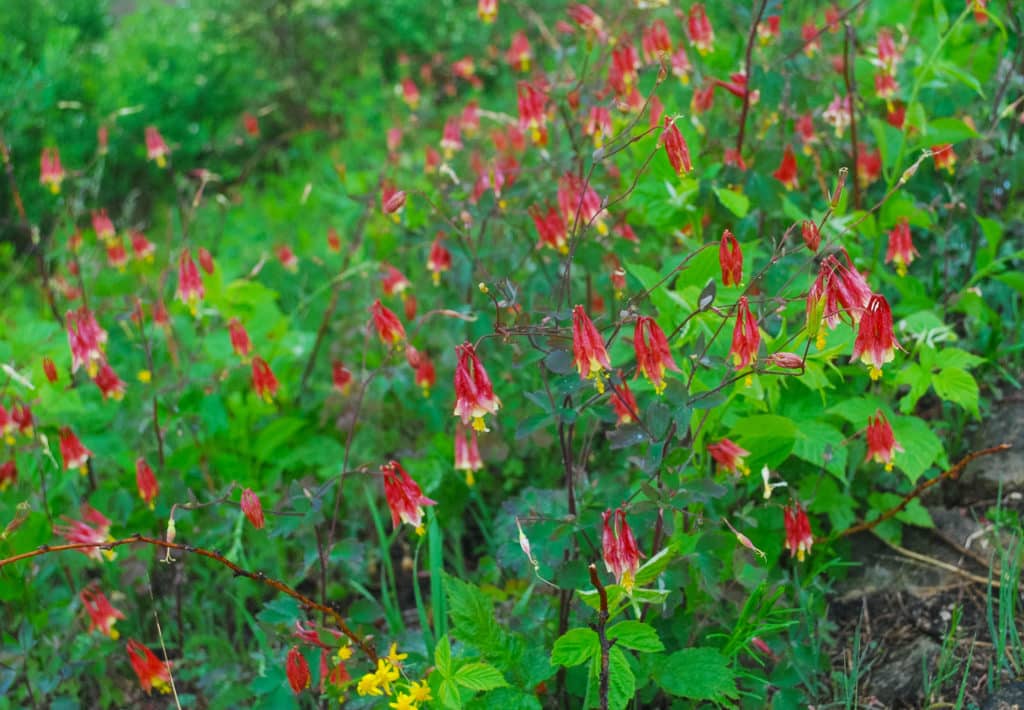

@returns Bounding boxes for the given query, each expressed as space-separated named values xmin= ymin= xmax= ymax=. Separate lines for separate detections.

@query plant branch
xmin=588 ymin=563 xmax=611 ymax=710
xmin=735 ymin=0 xmax=767 ymax=158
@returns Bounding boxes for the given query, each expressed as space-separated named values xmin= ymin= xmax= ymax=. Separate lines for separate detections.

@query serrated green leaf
xmin=712 ymin=186 xmax=749 ymax=218
xmin=607 ymin=621 xmax=664 ymax=653
xmin=586 ymin=646 xmax=635 ymax=710
xmin=891 ymin=416 xmax=946 ymax=482
xmin=932 ymin=367 xmax=980 ymax=418
xmin=653 ymin=647 xmax=738 ymax=701
xmin=455 ymin=663 xmax=508 ymax=691
xmin=435 ymin=634 xmax=452 ymax=677
xmin=551 ymin=628 xmax=599 ymax=668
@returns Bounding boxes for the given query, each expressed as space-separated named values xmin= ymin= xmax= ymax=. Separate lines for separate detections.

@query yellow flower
xmin=408 ymin=680 xmax=432 ymax=702
xmin=373 ymin=659 xmax=400 ymax=695
xmin=357 ymin=673 xmax=383 ymax=697
xmin=387 ymin=643 xmax=408 ymax=665
xmin=389 ymin=693 xmax=418 ymax=710
xmin=336 ymin=645 xmax=353 ymax=662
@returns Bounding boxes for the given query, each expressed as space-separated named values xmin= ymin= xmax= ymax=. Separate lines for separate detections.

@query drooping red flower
xmin=130 ymin=231 xmax=155 ymax=261
xmin=327 ymin=227 xmax=341 ymax=252
xmin=783 ymin=504 xmax=814 ymax=561
xmin=641 ymin=19 xmax=672 ymax=64
xmin=427 ymin=234 xmax=452 ymax=285
xmin=801 ymin=221 xmax=821 ymax=252
xmin=823 ymin=94 xmax=852 ymax=137
xmin=932 ymin=144 xmax=957 ymax=174
xmin=767 ymin=352 xmax=805 ymax=369
xmin=634 ymin=317 xmax=679 ymax=395
xmin=729 ymin=297 xmax=760 ymax=371
xmin=60 ymin=427 xmax=92 ymax=473
xmin=251 ymin=356 xmax=279 ymax=401
xmin=454 ymin=422 xmax=483 ymax=486
xmin=557 ymin=172 xmax=606 ymax=234
xmin=601 ymin=508 xmax=644 ymax=591
xmin=875 ymin=28 xmax=901 ymax=72
xmin=55 ymin=504 xmax=114 ymax=561
xmin=94 ymin=361 xmax=126 ymax=401
xmin=12 ymin=404 xmax=33 ymax=437
xmin=568 ymin=4 xmax=605 ymax=38
xmin=92 ymin=209 xmax=116 ymax=243
xmin=241 ymin=488 xmax=265 ymax=529
xmin=585 ymin=106 xmax=613 ymax=148
xmin=610 ymin=41 xmax=639 ymax=94
xmin=400 ymin=77 xmax=420 ymax=110
xmin=105 ymin=237 xmax=128 ymax=271
xmin=197 ymin=246 xmax=215 ymax=274
xmin=772 ymin=145 xmax=799 ymax=190
xmin=531 ymin=204 xmax=569 ymax=253
xmin=381 ymin=460 xmax=437 ymax=534
xmin=332 ymin=360 xmax=353 ymax=394
xmin=66 ymin=306 xmax=108 ymax=377
xmin=708 ymin=438 xmax=751 ymax=476
xmin=885 ymin=218 xmax=918 ymax=277
xmin=80 ymin=586 xmax=126 ymax=638
xmin=758 ymin=14 xmax=781 ymax=43
xmin=687 ymin=4 xmax=715 ymax=55
xmin=865 ymin=410 xmax=904 ymax=470
xmin=440 ymin=117 xmax=463 ymax=157
xmin=144 ymin=126 xmax=170 ymax=168
xmin=370 ymin=299 xmax=406 ymax=345
xmin=517 ymin=82 xmax=548 ymax=146
xmin=126 ymin=639 xmax=172 ymax=694
xmin=851 ymin=294 xmax=900 ymax=380
xmin=136 ymin=457 xmax=159 ymax=509
xmin=39 ymin=147 xmax=66 ymax=194
xmin=719 ymin=229 xmax=743 ymax=286
xmin=380 ymin=180 xmax=407 ymax=217
xmin=276 ymin=245 xmax=298 ymax=272
xmin=176 ymin=249 xmax=205 ymax=315
xmin=243 ymin=111 xmax=260 ymax=137
xmin=671 ymin=48 xmax=691 ymax=85
xmin=659 ymin=117 xmax=692 ymax=177
xmin=857 ymin=146 xmax=882 ymax=188
xmin=572 ymin=305 xmax=611 ymax=391
xmin=805 ymin=252 xmax=873 ymax=347
xmin=286 ymin=646 xmax=312 ymax=694
xmin=506 ymin=30 xmax=532 ymax=72
xmin=453 ymin=342 xmax=501 ymax=432
xmin=795 ymin=113 xmax=819 ymax=155
xmin=43 ymin=357 xmax=59 ymax=383
xmin=97 ymin=125 xmax=109 ymax=154
xmin=0 ymin=460 xmax=17 ymax=491
xmin=381 ymin=264 xmax=410 ymax=298
xmin=411 ymin=349 xmax=435 ymax=396
xmin=610 ymin=375 xmax=639 ymax=425
xmin=228 ymin=318 xmax=252 ymax=360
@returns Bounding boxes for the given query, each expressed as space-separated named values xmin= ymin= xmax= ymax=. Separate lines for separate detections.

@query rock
xmin=958 ymin=397 xmax=1024 ymax=503
xmin=981 ymin=682 xmax=1024 ymax=710
xmin=865 ymin=636 xmax=941 ymax=707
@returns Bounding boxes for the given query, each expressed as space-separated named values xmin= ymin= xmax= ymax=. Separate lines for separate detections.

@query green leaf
xmin=653 ymin=647 xmax=738 ymax=701
xmin=924 ymin=117 xmax=980 ymax=145
xmin=932 ymin=348 xmax=984 ymax=371
xmin=712 ymin=186 xmax=750 ymax=218
xmin=444 ymin=574 xmax=509 ymax=663
xmin=932 ymin=367 xmax=980 ymax=418
xmin=454 ymin=663 xmax=508 ymax=692
xmin=438 ymin=679 xmax=463 ymax=709
xmin=435 ymin=634 xmax=453 ymax=677
xmin=730 ymin=415 xmax=798 ymax=470
xmin=586 ymin=647 xmax=635 ymax=710
xmin=633 ymin=545 xmax=675 ymax=586
xmin=896 ymin=363 xmax=932 ymax=414
xmin=551 ymin=628 xmax=599 ymax=668
xmin=792 ymin=420 xmax=847 ymax=477
xmin=891 ymin=416 xmax=946 ymax=482
xmin=868 ymin=493 xmax=934 ymax=528
xmin=607 ymin=621 xmax=664 ymax=653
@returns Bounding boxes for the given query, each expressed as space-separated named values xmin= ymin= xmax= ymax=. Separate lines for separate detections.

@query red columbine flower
xmin=241 ymin=488 xmax=264 ymax=529
xmin=461 ymin=100 xmax=481 ymax=135
xmin=92 ymin=209 xmax=116 ymax=243
xmin=136 ymin=457 xmax=158 ymax=509
xmin=277 ymin=245 xmax=298 ymax=272
xmin=708 ymin=438 xmax=751 ymax=476
xmin=517 ymin=82 xmax=548 ymax=146
xmin=610 ymin=375 xmax=639 ymax=424
xmin=327 ymin=227 xmax=341 ymax=252
xmin=400 ymin=77 xmax=420 ymax=110
xmin=767 ymin=352 xmax=805 ymax=369
xmin=886 ymin=218 xmax=918 ymax=277
xmin=641 ymin=19 xmax=672 ymax=64
xmin=783 ymin=504 xmax=813 ymax=561
xmin=370 ymin=299 xmax=406 ymax=345
xmin=887 ymin=102 xmax=907 ymax=129
xmin=80 ymin=586 xmax=126 ymax=639
xmin=932 ymin=144 xmax=957 ymax=174
xmin=39 ymin=147 xmax=65 ymax=194
xmin=531 ymin=204 xmax=569 ymax=253
xmin=60 ymin=427 xmax=92 ymax=474
xmin=0 ymin=406 xmax=14 ymax=443
xmin=427 ymin=235 xmax=451 ymax=285
xmin=176 ymin=249 xmax=204 ymax=315
xmin=568 ymin=3 xmax=605 ymax=37
xmin=796 ymin=113 xmax=819 ymax=155
xmin=0 ymin=461 xmax=16 ymax=491
xmin=874 ymin=72 xmax=899 ymax=110
xmin=243 ymin=112 xmax=260 ymax=137
xmin=55 ymin=505 xmax=114 ymax=561
xmin=126 ymin=640 xmax=171 ymax=694
xmin=806 ymin=253 xmax=873 ymax=349
xmin=94 ymin=362 xmax=126 ymax=401
xmin=865 ymin=410 xmax=903 ymax=471
xmin=197 ymin=247 xmax=215 ymax=274
xmin=585 ymin=106 xmax=612 ymax=148
xmin=381 ymin=460 xmax=437 ymax=535
xmin=380 ymin=180 xmax=406 ymax=217
xmin=573 ymin=305 xmax=611 ymax=392
xmin=403 ymin=293 xmax=417 ymax=326
xmin=228 ymin=318 xmax=252 ymax=360
xmin=441 ymin=117 xmax=463 ymax=157
xmin=12 ymin=404 xmax=32 ymax=437
xmin=851 ymin=294 xmax=900 ymax=380
xmin=557 ymin=172 xmax=606 ymax=234
xmin=758 ymin=14 xmax=781 ymax=43
xmin=454 ymin=422 xmax=483 ymax=486
xmin=97 ymin=125 xmax=109 ymax=154
xmin=407 ymin=347 xmax=435 ymax=396
xmin=687 ymin=4 xmax=715 ymax=54
xmin=43 ymin=357 xmax=59 ymax=383
xmin=659 ymin=117 xmax=692 ymax=177
xmin=823 ymin=94 xmax=852 ymax=137
xmin=611 ymin=41 xmax=639 ymax=93
xmin=601 ymin=508 xmax=643 ymax=592
xmin=453 ymin=342 xmax=501 ymax=432
xmin=145 ymin=126 xmax=170 ymax=167
xmin=772 ymin=145 xmax=799 ymax=190
xmin=874 ymin=28 xmax=901 ymax=72
xmin=251 ymin=357 xmax=279 ymax=401
xmin=801 ymin=21 xmax=822 ymax=56
xmin=970 ymin=0 xmax=989 ymax=22
xmin=671 ymin=49 xmax=692 ymax=86
xmin=381 ymin=265 xmax=410 ymax=298
xmin=730 ymin=296 xmax=760 ymax=372
xmin=332 ymin=360 xmax=353 ymax=394
xmin=286 ymin=647 xmax=312 ymax=694
xmin=634 ymin=317 xmax=679 ymax=395
xmin=857 ymin=146 xmax=882 ymax=188
xmin=106 ymin=237 xmax=128 ymax=271
xmin=719 ymin=229 xmax=743 ymax=286
xmin=130 ymin=231 xmax=155 ymax=261
xmin=506 ymin=30 xmax=532 ymax=71
xmin=801 ymin=221 xmax=821 ymax=252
